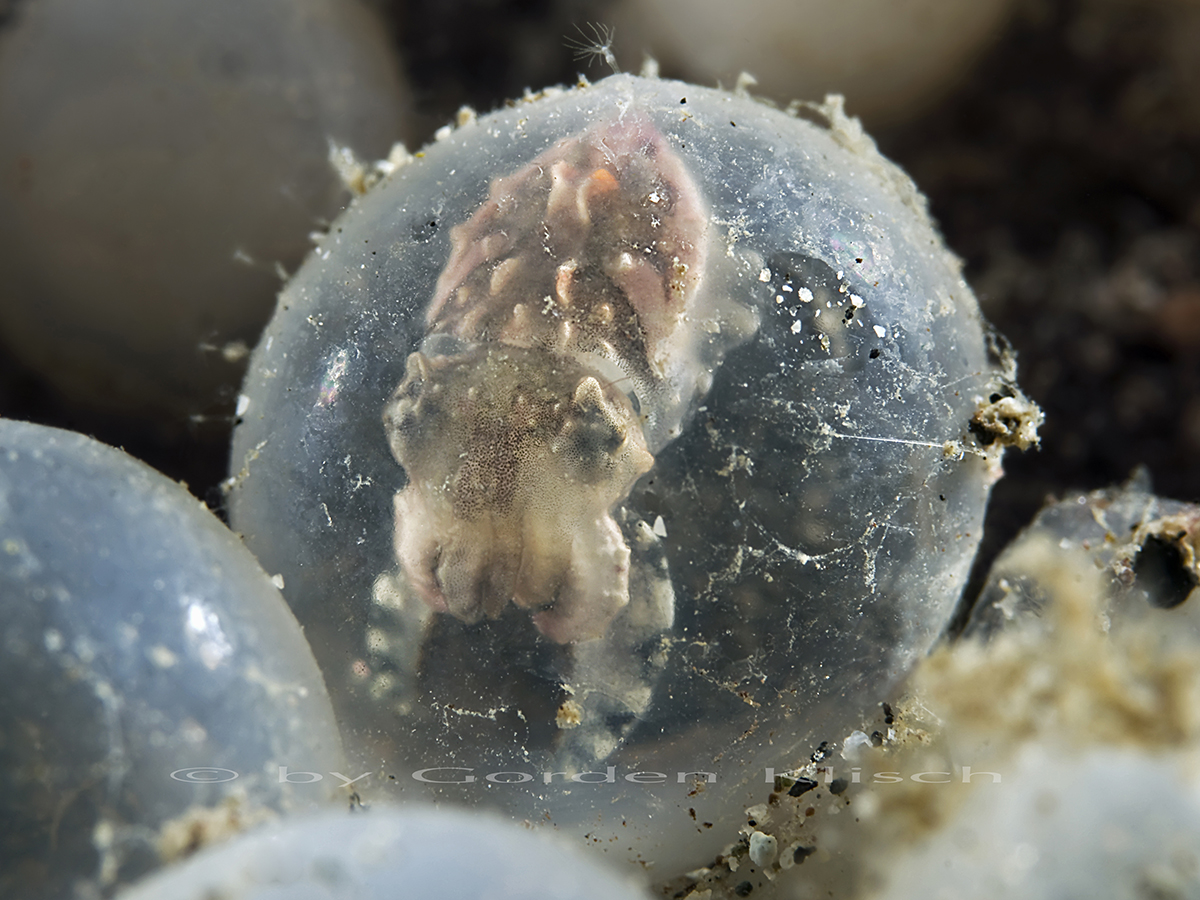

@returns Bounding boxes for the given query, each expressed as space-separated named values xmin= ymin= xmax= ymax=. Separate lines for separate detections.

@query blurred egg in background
xmin=0 ymin=0 xmax=412 ymax=455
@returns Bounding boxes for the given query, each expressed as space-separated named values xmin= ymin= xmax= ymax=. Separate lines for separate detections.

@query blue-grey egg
xmin=968 ymin=473 xmax=1200 ymax=638
xmin=0 ymin=419 xmax=345 ymax=898
xmin=116 ymin=806 xmax=648 ymax=900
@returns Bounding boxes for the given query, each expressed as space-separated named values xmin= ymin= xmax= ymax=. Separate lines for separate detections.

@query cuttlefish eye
xmin=553 ymin=377 xmax=634 ymax=476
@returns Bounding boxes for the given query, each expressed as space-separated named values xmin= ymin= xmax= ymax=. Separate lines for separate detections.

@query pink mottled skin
xmin=426 ymin=114 xmax=708 ymax=391
xmin=384 ymin=113 xmax=709 ymax=643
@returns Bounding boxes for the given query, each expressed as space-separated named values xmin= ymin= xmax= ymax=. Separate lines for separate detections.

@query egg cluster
xmin=4 ymin=3 xmax=1197 ymax=900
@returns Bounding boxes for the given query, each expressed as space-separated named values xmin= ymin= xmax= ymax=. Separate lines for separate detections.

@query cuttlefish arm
xmin=384 ymin=346 xmax=653 ymax=643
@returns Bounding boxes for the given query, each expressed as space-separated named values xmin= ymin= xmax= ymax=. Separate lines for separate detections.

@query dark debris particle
xmin=412 ymin=218 xmax=440 ymax=241
xmin=883 ymin=702 xmax=894 ymax=725
xmin=734 ymin=881 xmax=754 ymax=897
xmin=869 ymin=348 xmax=881 ymax=359
xmin=967 ymin=416 xmax=998 ymax=446
xmin=811 ymin=741 xmax=832 ymax=762
xmin=788 ymin=777 xmax=818 ymax=797
xmin=871 ymin=730 xmax=884 ymax=746
xmin=1134 ymin=534 xmax=1198 ymax=609
xmin=830 ymin=777 xmax=849 ymax=795
xmin=204 ymin=484 xmax=228 ymax=513
xmin=793 ymin=845 xmax=816 ymax=865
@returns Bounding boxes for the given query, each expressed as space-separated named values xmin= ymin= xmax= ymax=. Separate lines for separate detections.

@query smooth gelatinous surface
xmin=0 ymin=420 xmax=345 ymax=899
xmin=229 ymin=74 xmax=1031 ymax=879
xmin=0 ymin=0 xmax=410 ymax=416
xmin=116 ymin=806 xmax=649 ymax=900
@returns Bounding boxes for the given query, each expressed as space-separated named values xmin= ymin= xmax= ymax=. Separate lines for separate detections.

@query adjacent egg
xmin=967 ymin=472 xmax=1200 ymax=638
xmin=725 ymin=481 xmax=1200 ymax=900
xmin=228 ymin=73 xmax=1035 ymax=879
xmin=0 ymin=420 xmax=345 ymax=899
xmin=857 ymin=481 xmax=1200 ymax=900
xmin=867 ymin=744 xmax=1200 ymax=900
xmin=0 ymin=0 xmax=411 ymax=418
xmin=609 ymin=0 xmax=1014 ymax=127
xmin=116 ymin=806 xmax=648 ymax=900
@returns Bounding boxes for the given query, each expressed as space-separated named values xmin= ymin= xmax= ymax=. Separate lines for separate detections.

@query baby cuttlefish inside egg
xmin=382 ymin=111 xmax=739 ymax=643
xmin=230 ymin=70 xmax=1033 ymax=883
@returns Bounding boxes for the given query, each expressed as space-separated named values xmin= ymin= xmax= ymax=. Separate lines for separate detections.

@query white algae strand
xmin=228 ymin=73 xmax=1036 ymax=882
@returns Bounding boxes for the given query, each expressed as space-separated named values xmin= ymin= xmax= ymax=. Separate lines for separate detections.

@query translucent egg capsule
xmin=0 ymin=420 xmax=345 ymax=899
xmin=116 ymin=806 xmax=647 ymax=900
xmin=228 ymin=74 xmax=1036 ymax=879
